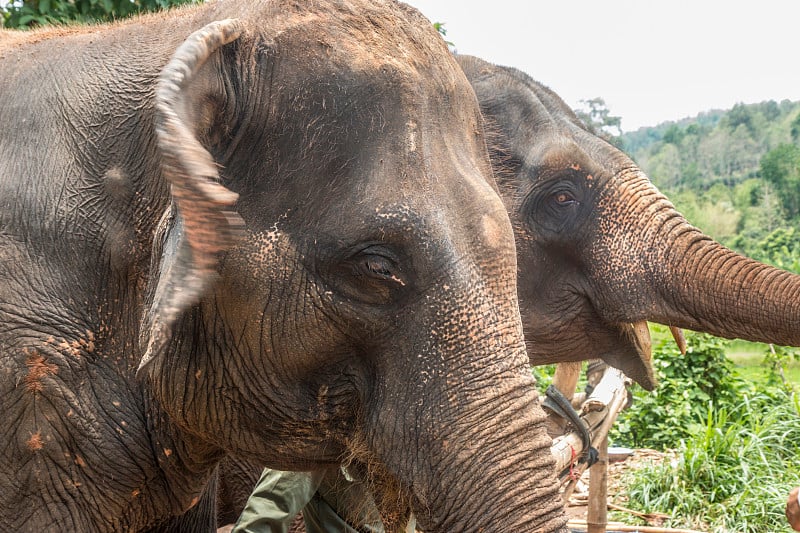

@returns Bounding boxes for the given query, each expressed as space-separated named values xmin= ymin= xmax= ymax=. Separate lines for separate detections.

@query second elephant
xmin=460 ymin=54 xmax=800 ymax=390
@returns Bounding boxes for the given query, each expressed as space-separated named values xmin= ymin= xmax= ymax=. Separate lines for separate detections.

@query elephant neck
xmin=143 ymin=382 xmax=226 ymax=513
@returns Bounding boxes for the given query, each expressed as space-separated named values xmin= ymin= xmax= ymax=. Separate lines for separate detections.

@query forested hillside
xmin=620 ymin=100 xmax=800 ymax=271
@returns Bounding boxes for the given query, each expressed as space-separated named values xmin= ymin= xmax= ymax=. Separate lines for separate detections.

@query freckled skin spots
xmin=26 ymin=432 xmax=43 ymax=452
xmin=23 ymin=350 xmax=58 ymax=393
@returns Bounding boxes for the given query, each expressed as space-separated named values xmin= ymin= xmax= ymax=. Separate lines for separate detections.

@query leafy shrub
xmin=2 ymin=0 xmax=198 ymax=28
xmin=531 ymin=363 xmax=557 ymax=395
xmin=620 ymin=391 xmax=800 ymax=532
xmin=611 ymin=331 xmax=750 ymax=449
xmin=748 ymin=227 xmax=800 ymax=273
xmin=609 ymin=327 xmax=800 ymax=531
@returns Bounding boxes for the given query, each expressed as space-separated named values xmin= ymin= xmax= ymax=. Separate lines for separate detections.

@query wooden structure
xmin=546 ymin=364 xmax=631 ymax=533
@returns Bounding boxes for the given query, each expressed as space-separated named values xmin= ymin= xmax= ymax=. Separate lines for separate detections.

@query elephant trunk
xmin=362 ymin=294 xmax=567 ymax=531
xmin=377 ymin=360 xmax=567 ymax=532
xmin=662 ymin=226 xmax=800 ymax=346
xmin=421 ymin=371 xmax=564 ymax=531
xmin=603 ymin=167 xmax=800 ymax=347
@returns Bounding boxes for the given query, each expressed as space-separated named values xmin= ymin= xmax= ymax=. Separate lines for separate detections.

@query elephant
xmin=457 ymin=54 xmax=800 ymax=390
xmin=0 ymin=3 xmax=569 ymax=532
xmin=220 ymin=55 xmax=800 ymax=530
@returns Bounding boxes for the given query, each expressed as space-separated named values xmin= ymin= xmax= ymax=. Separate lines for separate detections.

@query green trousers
xmin=232 ymin=468 xmax=390 ymax=533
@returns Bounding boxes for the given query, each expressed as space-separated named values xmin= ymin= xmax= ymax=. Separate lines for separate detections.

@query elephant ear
xmin=139 ymin=19 xmax=246 ymax=374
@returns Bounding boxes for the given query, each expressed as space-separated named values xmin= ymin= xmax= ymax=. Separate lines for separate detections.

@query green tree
xmin=724 ymin=102 xmax=756 ymax=136
xmin=661 ymin=124 xmax=684 ymax=145
xmin=2 ymin=0 xmax=197 ymax=28
xmin=760 ymin=143 xmax=800 ymax=218
xmin=574 ymin=97 xmax=623 ymax=147
xmin=791 ymin=112 xmax=800 ymax=144
xmin=760 ymin=100 xmax=781 ymax=121
xmin=612 ymin=332 xmax=748 ymax=449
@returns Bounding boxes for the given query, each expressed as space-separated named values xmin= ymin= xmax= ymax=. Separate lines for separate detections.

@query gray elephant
xmin=458 ymin=54 xmax=800 ymax=389
xmin=0 ymin=3 xmax=569 ymax=532
xmin=222 ymin=55 xmax=800 ymax=531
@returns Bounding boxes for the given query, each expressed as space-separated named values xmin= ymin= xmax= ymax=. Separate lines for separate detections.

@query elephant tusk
xmin=669 ymin=326 xmax=687 ymax=354
xmin=630 ymin=321 xmax=652 ymax=363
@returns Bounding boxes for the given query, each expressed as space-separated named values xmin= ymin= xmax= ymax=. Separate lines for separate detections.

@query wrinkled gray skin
xmin=459 ymin=54 xmax=800 ymax=390
xmin=0 ymin=4 xmax=568 ymax=532
xmin=221 ymin=55 xmax=800 ymax=529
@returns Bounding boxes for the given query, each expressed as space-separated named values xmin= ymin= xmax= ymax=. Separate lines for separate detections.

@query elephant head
xmin=1 ymin=3 xmax=576 ymax=530
xmin=137 ymin=4 xmax=566 ymax=532
xmin=458 ymin=55 xmax=800 ymax=390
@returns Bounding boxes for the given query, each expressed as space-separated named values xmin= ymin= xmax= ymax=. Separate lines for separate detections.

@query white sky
xmin=405 ymin=1 xmax=800 ymax=132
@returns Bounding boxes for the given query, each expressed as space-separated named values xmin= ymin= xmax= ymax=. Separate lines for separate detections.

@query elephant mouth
xmin=616 ymin=321 xmax=687 ymax=391
xmin=614 ymin=321 xmax=654 ymax=389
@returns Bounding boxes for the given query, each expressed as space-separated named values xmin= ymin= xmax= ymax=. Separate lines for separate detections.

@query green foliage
xmin=531 ymin=364 xmax=557 ymax=395
xmin=763 ymin=343 xmax=800 ymax=388
xmin=722 ymin=102 xmax=757 ymax=135
xmin=622 ymin=100 xmax=800 ymax=193
xmin=760 ymin=143 xmax=800 ymax=218
xmin=432 ymin=22 xmax=454 ymax=48
xmin=661 ymin=124 xmax=684 ymax=145
xmin=791 ymin=112 xmax=800 ymax=143
xmin=574 ymin=97 xmax=623 ymax=148
xmin=620 ymin=391 xmax=800 ymax=532
xmin=669 ymin=187 xmax=741 ymax=241
xmin=611 ymin=328 xmax=800 ymax=531
xmin=2 ymin=0 xmax=197 ymax=28
xmin=611 ymin=331 xmax=750 ymax=449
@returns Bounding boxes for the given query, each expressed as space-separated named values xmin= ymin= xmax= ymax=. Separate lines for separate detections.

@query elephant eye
xmin=331 ymin=245 xmax=409 ymax=306
xmin=358 ymin=254 xmax=405 ymax=286
xmin=552 ymin=190 xmax=578 ymax=206
xmin=525 ymin=179 xmax=586 ymax=239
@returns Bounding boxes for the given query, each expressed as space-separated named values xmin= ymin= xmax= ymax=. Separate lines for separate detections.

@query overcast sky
xmin=405 ymin=1 xmax=800 ymax=132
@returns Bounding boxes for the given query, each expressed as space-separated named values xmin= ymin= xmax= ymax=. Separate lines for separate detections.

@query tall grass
xmin=609 ymin=329 xmax=800 ymax=531
xmin=621 ymin=392 xmax=800 ymax=532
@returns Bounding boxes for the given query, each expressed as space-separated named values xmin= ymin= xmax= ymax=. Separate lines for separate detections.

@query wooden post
xmin=551 ymin=367 xmax=629 ymax=508
xmin=552 ymin=361 xmax=582 ymax=400
xmin=587 ymin=434 xmax=608 ymax=533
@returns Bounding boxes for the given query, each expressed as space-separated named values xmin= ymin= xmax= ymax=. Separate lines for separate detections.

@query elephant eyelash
xmin=360 ymin=256 xmax=406 ymax=286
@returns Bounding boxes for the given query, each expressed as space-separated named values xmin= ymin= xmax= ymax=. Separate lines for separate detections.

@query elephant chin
xmin=603 ymin=321 xmax=657 ymax=391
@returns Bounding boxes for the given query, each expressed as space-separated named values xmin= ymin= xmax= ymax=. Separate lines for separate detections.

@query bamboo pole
xmin=550 ymin=367 xmax=630 ymax=474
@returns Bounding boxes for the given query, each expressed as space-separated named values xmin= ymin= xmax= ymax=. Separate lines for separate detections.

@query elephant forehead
xmin=372 ymin=195 xmax=512 ymax=246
